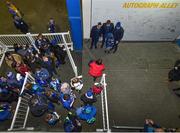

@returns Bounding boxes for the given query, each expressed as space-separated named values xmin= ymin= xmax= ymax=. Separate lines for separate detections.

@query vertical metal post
xmin=62 ymin=34 xmax=78 ymax=77
xmin=26 ymin=33 xmax=39 ymax=53
xmin=101 ymin=87 xmax=106 ymax=131
xmin=103 ymin=74 xmax=110 ymax=132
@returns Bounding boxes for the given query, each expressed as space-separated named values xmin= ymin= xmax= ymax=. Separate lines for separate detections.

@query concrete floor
xmin=0 ymin=0 xmax=69 ymax=34
xmin=82 ymin=41 xmax=180 ymax=131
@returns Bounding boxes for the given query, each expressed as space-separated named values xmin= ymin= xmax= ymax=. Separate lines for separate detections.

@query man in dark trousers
xmin=101 ymin=20 xmax=114 ymax=48
xmin=13 ymin=15 xmax=29 ymax=34
xmin=110 ymin=22 xmax=124 ymax=53
xmin=90 ymin=22 xmax=102 ymax=49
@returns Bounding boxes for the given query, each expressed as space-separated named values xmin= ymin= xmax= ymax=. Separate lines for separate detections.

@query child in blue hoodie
xmin=105 ymin=33 xmax=114 ymax=54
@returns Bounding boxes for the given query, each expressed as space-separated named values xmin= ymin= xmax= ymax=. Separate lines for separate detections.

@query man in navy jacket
xmin=101 ymin=20 xmax=114 ymax=48
xmin=110 ymin=22 xmax=124 ymax=53
xmin=90 ymin=22 xmax=102 ymax=49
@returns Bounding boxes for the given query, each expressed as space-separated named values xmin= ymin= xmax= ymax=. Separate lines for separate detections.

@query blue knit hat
xmin=86 ymin=90 xmax=93 ymax=98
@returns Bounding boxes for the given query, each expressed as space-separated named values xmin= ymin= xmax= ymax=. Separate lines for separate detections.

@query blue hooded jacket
xmin=105 ymin=33 xmax=114 ymax=48
xmin=113 ymin=22 xmax=124 ymax=41
xmin=76 ymin=105 xmax=96 ymax=123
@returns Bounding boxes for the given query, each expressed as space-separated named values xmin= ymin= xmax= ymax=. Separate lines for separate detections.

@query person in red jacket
xmin=88 ymin=59 xmax=105 ymax=82
xmin=11 ymin=62 xmax=30 ymax=76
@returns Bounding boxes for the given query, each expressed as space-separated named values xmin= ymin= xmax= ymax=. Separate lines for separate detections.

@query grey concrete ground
xmin=83 ymin=41 xmax=180 ymax=131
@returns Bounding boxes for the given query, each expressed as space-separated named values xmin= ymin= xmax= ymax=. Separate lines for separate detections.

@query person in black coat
xmin=13 ymin=15 xmax=29 ymax=34
xmin=168 ymin=59 xmax=180 ymax=82
xmin=80 ymin=89 xmax=97 ymax=105
xmin=101 ymin=20 xmax=114 ymax=48
xmin=50 ymin=42 xmax=67 ymax=64
xmin=110 ymin=22 xmax=124 ymax=53
xmin=90 ymin=22 xmax=102 ymax=49
xmin=29 ymin=94 xmax=48 ymax=117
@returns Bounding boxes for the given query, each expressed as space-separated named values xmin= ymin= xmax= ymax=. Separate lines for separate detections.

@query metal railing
xmin=8 ymin=72 xmax=35 ymax=131
xmin=62 ymin=34 xmax=78 ymax=77
xmin=99 ymin=74 xmax=110 ymax=132
xmin=0 ymin=31 xmax=78 ymax=77
xmin=0 ymin=32 xmax=73 ymax=51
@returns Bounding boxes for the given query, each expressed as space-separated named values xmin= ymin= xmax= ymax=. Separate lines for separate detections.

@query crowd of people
xmin=6 ymin=0 xmax=56 ymax=34
xmin=90 ymin=20 xmax=124 ymax=53
xmin=0 ymin=26 xmax=106 ymax=131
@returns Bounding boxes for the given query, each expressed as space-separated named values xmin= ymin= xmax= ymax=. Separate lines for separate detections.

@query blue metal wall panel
xmin=66 ymin=0 xmax=82 ymax=50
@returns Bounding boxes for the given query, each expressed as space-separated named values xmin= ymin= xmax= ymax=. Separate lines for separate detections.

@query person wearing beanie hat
xmin=60 ymin=93 xmax=75 ymax=110
xmin=80 ymin=89 xmax=97 ymax=105
xmin=76 ymin=105 xmax=96 ymax=124
xmin=110 ymin=21 xmax=124 ymax=53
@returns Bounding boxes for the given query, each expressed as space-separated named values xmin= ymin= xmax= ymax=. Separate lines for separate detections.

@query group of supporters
xmin=0 ymin=33 xmax=106 ymax=131
xmin=6 ymin=0 xmax=56 ymax=34
xmin=90 ymin=20 xmax=124 ymax=53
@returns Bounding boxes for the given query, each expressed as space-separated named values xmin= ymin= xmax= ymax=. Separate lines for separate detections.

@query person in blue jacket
xmin=101 ymin=20 xmax=114 ymax=48
xmin=48 ymin=18 xmax=56 ymax=33
xmin=41 ymin=55 xmax=57 ymax=77
xmin=90 ymin=22 xmax=102 ymax=49
xmin=49 ymin=77 xmax=61 ymax=92
xmin=60 ymin=94 xmax=75 ymax=110
xmin=144 ymin=119 xmax=164 ymax=132
xmin=64 ymin=112 xmax=82 ymax=132
xmin=31 ymin=84 xmax=45 ymax=95
xmin=45 ymin=111 xmax=60 ymax=126
xmin=35 ymin=67 xmax=51 ymax=84
xmin=110 ymin=22 xmax=124 ymax=53
xmin=105 ymin=33 xmax=115 ymax=53
xmin=76 ymin=105 xmax=96 ymax=124
xmin=0 ymin=103 xmax=12 ymax=122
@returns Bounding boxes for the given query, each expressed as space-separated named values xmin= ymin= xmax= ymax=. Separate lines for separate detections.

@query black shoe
xmin=95 ymin=47 xmax=97 ymax=49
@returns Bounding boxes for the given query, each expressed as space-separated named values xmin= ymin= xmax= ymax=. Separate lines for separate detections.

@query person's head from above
xmin=97 ymin=22 xmax=102 ymax=29
xmin=86 ymin=90 xmax=93 ymax=99
xmin=22 ymin=44 xmax=27 ymax=49
xmin=63 ymin=94 xmax=70 ymax=100
xmin=45 ymin=113 xmax=53 ymax=121
xmin=5 ymin=52 xmax=13 ymax=60
xmin=42 ymin=55 xmax=49 ymax=62
xmin=45 ymin=90 xmax=52 ymax=97
xmin=83 ymin=106 xmax=92 ymax=114
xmin=95 ymin=58 xmax=103 ymax=65
xmin=31 ymin=97 xmax=39 ymax=106
xmin=6 ymin=1 xmax=12 ymax=6
xmin=35 ymin=66 xmax=41 ymax=72
xmin=37 ymin=33 xmax=43 ymax=40
xmin=106 ymin=20 xmax=111 ymax=26
xmin=49 ymin=18 xmax=55 ymax=24
xmin=13 ymin=15 xmax=21 ymax=21
xmin=115 ymin=22 xmax=121 ymax=29
xmin=61 ymin=82 xmax=70 ymax=90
